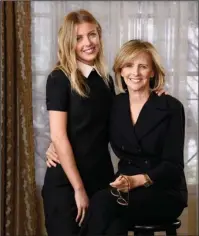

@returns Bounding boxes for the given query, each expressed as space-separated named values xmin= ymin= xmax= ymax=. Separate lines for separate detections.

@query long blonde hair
xmin=113 ymin=39 xmax=165 ymax=93
xmin=55 ymin=9 xmax=109 ymax=97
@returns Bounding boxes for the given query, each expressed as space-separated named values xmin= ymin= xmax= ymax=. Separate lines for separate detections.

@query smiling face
xmin=121 ymin=52 xmax=154 ymax=93
xmin=75 ymin=22 xmax=100 ymax=65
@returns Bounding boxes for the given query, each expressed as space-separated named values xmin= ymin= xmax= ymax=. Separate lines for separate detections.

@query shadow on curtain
xmin=1 ymin=2 xmax=37 ymax=236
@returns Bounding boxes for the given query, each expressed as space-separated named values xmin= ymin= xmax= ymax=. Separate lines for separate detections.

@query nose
xmin=132 ymin=66 xmax=139 ymax=76
xmin=83 ymin=36 xmax=92 ymax=46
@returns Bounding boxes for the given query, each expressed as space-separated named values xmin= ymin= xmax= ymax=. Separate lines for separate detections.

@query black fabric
xmin=110 ymin=92 xmax=188 ymax=207
xmin=46 ymin=69 xmax=70 ymax=111
xmin=80 ymin=92 xmax=188 ymax=236
xmin=42 ymin=185 xmax=79 ymax=236
xmin=42 ymin=69 xmax=116 ymax=235
xmin=44 ymin=69 xmax=115 ymax=187
xmin=80 ymin=186 xmax=184 ymax=236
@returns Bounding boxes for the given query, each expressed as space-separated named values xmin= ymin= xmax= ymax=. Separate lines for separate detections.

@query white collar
xmin=77 ymin=60 xmax=101 ymax=78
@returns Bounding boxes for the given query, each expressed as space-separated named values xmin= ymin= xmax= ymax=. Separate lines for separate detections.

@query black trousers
xmin=41 ymin=165 xmax=114 ymax=236
xmin=42 ymin=184 xmax=79 ymax=236
xmin=80 ymin=186 xmax=185 ymax=236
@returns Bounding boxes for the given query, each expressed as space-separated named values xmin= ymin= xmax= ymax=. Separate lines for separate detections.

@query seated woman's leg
xmin=125 ymin=186 xmax=184 ymax=226
xmin=106 ymin=217 xmax=128 ymax=236
xmin=80 ymin=188 xmax=127 ymax=235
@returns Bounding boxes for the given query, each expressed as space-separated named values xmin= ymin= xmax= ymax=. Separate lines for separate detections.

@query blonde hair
xmin=54 ymin=9 xmax=109 ymax=97
xmin=113 ymin=39 xmax=165 ymax=93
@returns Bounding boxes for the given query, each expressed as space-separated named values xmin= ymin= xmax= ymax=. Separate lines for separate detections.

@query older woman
xmin=80 ymin=39 xmax=188 ymax=236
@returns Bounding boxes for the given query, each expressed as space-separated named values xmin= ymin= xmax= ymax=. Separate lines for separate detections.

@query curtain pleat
xmin=1 ymin=2 xmax=37 ymax=236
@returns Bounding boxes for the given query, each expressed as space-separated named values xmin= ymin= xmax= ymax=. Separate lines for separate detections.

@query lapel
xmin=120 ymin=92 xmax=171 ymax=145
xmin=116 ymin=93 xmax=138 ymax=148
xmin=134 ymin=92 xmax=171 ymax=140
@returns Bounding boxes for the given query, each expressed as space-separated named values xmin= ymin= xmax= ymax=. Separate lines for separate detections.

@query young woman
xmin=80 ymin=40 xmax=188 ymax=236
xmin=41 ymin=9 xmax=115 ymax=236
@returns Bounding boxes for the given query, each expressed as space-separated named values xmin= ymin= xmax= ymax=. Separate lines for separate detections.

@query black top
xmin=110 ymin=91 xmax=188 ymax=207
xmin=45 ymin=69 xmax=115 ymax=193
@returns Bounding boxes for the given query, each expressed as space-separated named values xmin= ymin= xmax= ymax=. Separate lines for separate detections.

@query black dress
xmin=41 ymin=69 xmax=115 ymax=236
xmin=80 ymin=92 xmax=188 ymax=236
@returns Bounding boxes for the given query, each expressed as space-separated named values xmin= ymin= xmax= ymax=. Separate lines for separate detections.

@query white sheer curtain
xmin=31 ymin=1 xmax=198 ymax=234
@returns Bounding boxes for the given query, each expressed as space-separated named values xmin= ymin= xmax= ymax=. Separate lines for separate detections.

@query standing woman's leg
xmin=42 ymin=185 xmax=79 ymax=236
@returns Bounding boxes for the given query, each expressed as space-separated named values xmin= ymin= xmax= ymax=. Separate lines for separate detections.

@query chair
xmin=129 ymin=219 xmax=181 ymax=236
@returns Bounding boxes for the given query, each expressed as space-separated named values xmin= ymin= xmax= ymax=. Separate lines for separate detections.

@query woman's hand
xmin=110 ymin=175 xmax=130 ymax=192
xmin=155 ymin=87 xmax=168 ymax=96
xmin=46 ymin=142 xmax=60 ymax=167
xmin=74 ymin=187 xmax=89 ymax=227
xmin=110 ymin=174 xmax=146 ymax=192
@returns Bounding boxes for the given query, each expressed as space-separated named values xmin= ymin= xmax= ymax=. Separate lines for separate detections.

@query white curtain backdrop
xmin=31 ymin=1 xmax=198 ymax=234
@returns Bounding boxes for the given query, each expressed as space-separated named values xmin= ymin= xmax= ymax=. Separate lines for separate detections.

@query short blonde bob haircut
xmin=54 ymin=9 xmax=109 ymax=97
xmin=113 ymin=39 xmax=165 ymax=93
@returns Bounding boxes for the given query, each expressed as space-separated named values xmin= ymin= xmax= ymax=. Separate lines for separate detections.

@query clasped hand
xmin=110 ymin=174 xmax=145 ymax=192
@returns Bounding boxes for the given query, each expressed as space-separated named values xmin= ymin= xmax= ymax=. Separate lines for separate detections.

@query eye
xmin=76 ymin=36 xmax=82 ymax=41
xmin=140 ymin=65 xmax=147 ymax=69
xmin=124 ymin=63 xmax=132 ymax=68
xmin=90 ymin=32 xmax=97 ymax=37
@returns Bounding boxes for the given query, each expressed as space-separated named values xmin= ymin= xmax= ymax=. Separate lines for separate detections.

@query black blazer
xmin=110 ymin=91 xmax=188 ymax=207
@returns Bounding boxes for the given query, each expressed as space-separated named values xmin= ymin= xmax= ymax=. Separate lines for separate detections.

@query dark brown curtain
xmin=1 ymin=2 xmax=37 ymax=235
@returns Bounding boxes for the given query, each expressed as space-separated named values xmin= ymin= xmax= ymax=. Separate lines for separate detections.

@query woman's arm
xmin=49 ymin=110 xmax=89 ymax=226
xmin=145 ymin=102 xmax=185 ymax=186
xmin=45 ymin=70 xmax=88 ymax=226
xmin=49 ymin=110 xmax=84 ymax=190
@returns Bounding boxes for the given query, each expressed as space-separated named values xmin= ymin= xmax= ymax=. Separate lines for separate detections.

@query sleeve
xmin=109 ymin=75 xmax=116 ymax=96
xmin=146 ymin=102 xmax=185 ymax=187
xmin=46 ymin=70 xmax=70 ymax=111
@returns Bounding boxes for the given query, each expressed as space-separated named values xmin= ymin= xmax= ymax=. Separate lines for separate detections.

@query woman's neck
xmin=77 ymin=58 xmax=94 ymax=66
xmin=128 ymin=89 xmax=151 ymax=105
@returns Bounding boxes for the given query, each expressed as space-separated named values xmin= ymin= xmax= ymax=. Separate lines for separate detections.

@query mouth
xmin=83 ymin=47 xmax=96 ymax=54
xmin=129 ymin=78 xmax=142 ymax=83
